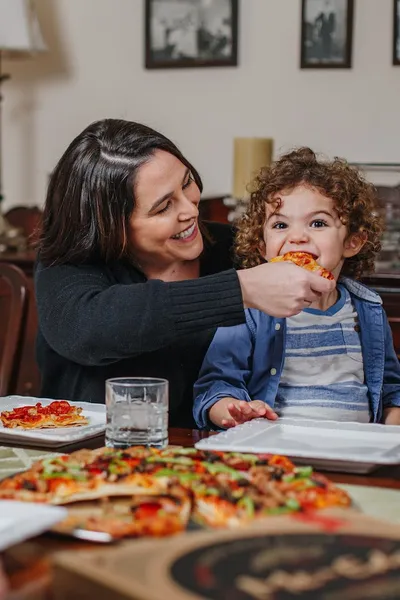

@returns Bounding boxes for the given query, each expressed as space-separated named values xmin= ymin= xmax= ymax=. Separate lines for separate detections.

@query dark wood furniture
xmin=361 ymin=273 xmax=400 ymax=358
xmin=5 ymin=206 xmax=42 ymax=248
xmin=1 ymin=427 xmax=399 ymax=600
xmin=0 ymin=263 xmax=29 ymax=396
xmin=0 ymin=251 xmax=40 ymax=396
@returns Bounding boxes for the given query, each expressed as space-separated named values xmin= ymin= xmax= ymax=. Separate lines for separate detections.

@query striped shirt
xmin=275 ymin=285 xmax=371 ymax=422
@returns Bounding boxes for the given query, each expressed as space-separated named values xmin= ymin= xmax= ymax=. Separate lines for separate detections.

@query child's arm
xmin=381 ymin=315 xmax=400 ymax=425
xmin=383 ymin=406 xmax=400 ymax=425
xmin=193 ymin=313 xmax=257 ymax=429
xmin=209 ymin=398 xmax=278 ymax=429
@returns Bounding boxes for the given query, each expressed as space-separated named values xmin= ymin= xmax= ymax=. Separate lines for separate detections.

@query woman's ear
xmin=343 ymin=231 xmax=367 ymax=258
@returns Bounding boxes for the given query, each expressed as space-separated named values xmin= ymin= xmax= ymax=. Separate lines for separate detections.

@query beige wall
xmin=2 ymin=0 xmax=400 ymax=209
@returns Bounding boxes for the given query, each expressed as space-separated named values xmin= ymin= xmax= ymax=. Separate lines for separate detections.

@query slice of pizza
xmin=0 ymin=447 xmax=169 ymax=504
xmin=0 ymin=400 xmax=89 ymax=429
xmin=54 ymin=484 xmax=192 ymax=539
xmin=270 ymin=251 xmax=334 ymax=280
xmin=191 ymin=454 xmax=351 ymax=528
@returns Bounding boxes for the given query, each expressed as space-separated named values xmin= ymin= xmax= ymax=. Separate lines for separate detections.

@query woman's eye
xmin=311 ymin=219 xmax=328 ymax=228
xmin=183 ymin=174 xmax=194 ymax=190
xmin=157 ymin=201 xmax=172 ymax=215
xmin=272 ymin=222 xmax=287 ymax=230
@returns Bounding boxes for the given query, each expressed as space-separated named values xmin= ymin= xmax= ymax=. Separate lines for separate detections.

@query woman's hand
xmin=209 ymin=398 xmax=278 ymax=428
xmin=237 ymin=262 xmax=335 ymax=317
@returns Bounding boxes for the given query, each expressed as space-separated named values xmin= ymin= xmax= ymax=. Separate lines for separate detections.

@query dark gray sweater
xmin=34 ymin=223 xmax=245 ymax=427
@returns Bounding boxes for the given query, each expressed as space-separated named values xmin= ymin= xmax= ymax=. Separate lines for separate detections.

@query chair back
xmin=4 ymin=206 xmax=43 ymax=248
xmin=0 ymin=263 xmax=29 ymax=396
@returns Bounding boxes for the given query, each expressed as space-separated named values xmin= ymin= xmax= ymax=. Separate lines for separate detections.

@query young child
xmin=193 ymin=147 xmax=400 ymax=429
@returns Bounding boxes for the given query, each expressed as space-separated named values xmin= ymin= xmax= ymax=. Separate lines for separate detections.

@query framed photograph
xmin=300 ymin=0 xmax=354 ymax=68
xmin=394 ymin=0 xmax=400 ymax=65
xmin=145 ymin=0 xmax=239 ymax=69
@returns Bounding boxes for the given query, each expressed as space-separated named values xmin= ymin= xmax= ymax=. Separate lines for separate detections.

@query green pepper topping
xmin=147 ymin=456 xmax=194 ymax=466
xmin=238 ymin=496 xmax=255 ymax=517
xmin=202 ymin=462 xmax=244 ymax=480
xmin=285 ymin=498 xmax=301 ymax=511
xmin=294 ymin=466 xmax=313 ymax=478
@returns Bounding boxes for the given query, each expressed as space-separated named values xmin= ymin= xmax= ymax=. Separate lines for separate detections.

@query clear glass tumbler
xmin=105 ymin=377 xmax=168 ymax=449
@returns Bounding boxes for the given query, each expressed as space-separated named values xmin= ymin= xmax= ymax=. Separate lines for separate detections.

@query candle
xmin=232 ymin=138 xmax=274 ymax=200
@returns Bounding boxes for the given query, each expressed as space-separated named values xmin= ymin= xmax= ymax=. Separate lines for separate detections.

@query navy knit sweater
xmin=34 ymin=223 xmax=245 ymax=427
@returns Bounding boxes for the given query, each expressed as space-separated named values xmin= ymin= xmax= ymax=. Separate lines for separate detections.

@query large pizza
xmin=0 ymin=446 xmax=351 ymax=538
xmin=270 ymin=251 xmax=334 ymax=280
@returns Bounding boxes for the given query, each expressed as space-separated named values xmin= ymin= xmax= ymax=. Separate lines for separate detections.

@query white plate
xmin=195 ymin=418 xmax=400 ymax=474
xmin=0 ymin=500 xmax=67 ymax=551
xmin=0 ymin=396 xmax=106 ymax=448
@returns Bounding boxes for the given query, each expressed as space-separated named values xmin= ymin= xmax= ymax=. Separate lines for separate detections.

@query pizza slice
xmin=0 ymin=400 xmax=89 ymax=429
xmin=54 ymin=484 xmax=192 ymax=539
xmin=270 ymin=251 xmax=334 ymax=280
xmin=0 ymin=447 xmax=169 ymax=504
xmin=191 ymin=455 xmax=351 ymax=528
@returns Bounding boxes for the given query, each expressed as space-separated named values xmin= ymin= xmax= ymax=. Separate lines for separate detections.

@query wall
xmin=2 ymin=0 xmax=400 ymax=209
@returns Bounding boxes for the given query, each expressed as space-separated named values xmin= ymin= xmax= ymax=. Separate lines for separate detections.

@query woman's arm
xmin=35 ymin=257 xmax=335 ymax=368
xmin=35 ymin=262 xmax=244 ymax=366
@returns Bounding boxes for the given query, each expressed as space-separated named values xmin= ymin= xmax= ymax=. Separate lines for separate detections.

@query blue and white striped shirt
xmin=275 ymin=285 xmax=370 ymax=422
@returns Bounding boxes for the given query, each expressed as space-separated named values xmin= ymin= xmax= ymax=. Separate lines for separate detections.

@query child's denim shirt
xmin=193 ymin=278 xmax=400 ymax=428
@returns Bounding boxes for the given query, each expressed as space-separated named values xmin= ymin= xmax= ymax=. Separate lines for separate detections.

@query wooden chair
xmin=0 ymin=263 xmax=30 ymax=396
xmin=4 ymin=206 xmax=43 ymax=248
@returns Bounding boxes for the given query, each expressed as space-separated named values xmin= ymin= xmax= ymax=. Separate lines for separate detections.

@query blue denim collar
xmin=339 ymin=276 xmax=382 ymax=305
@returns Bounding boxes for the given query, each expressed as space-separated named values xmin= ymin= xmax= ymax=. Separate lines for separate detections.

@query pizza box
xmin=52 ymin=509 xmax=400 ymax=600
xmin=0 ymin=395 xmax=105 ymax=448
xmin=195 ymin=418 xmax=400 ymax=474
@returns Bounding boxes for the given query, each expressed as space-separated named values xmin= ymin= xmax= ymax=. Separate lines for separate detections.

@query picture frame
xmin=300 ymin=0 xmax=354 ymax=69
xmin=393 ymin=0 xmax=400 ymax=65
xmin=144 ymin=0 xmax=239 ymax=69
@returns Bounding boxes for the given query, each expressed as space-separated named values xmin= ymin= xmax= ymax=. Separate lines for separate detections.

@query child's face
xmin=261 ymin=185 xmax=363 ymax=280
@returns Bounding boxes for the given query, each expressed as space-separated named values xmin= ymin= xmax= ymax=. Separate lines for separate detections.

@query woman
xmin=36 ymin=119 xmax=333 ymax=427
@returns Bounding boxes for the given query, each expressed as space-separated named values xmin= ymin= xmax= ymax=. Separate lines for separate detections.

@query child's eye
xmin=311 ymin=219 xmax=328 ymax=228
xmin=183 ymin=174 xmax=194 ymax=190
xmin=157 ymin=201 xmax=172 ymax=215
xmin=272 ymin=222 xmax=287 ymax=230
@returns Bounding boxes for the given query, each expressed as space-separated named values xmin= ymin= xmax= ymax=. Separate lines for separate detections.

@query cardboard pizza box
xmin=52 ymin=509 xmax=400 ymax=600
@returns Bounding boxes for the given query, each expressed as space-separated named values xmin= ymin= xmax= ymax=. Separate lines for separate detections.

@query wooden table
xmin=2 ymin=428 xmax=400 ymax=599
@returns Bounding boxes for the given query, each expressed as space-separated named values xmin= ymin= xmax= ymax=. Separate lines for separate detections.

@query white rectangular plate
xmin=195 ymin=418 xmax=400 ymax=473
xmin=0 ymin=396 xmax=105 ymax=448
xmin=0 ymin=501 xmax=67 ymax=551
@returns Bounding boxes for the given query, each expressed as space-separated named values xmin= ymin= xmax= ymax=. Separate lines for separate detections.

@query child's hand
xmin=209 ymin=398 xmax=277 ymax=429
xmin=383 ymin=406 xmax=400 ymax=425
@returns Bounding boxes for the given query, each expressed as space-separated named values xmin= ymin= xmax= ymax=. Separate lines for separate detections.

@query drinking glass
xmin=105 ymin=377 xmax=168 ymax=449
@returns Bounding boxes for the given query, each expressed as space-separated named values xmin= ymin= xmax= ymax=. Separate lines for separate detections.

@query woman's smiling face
xmin=129 ymin=150 xmax=203 ymax=275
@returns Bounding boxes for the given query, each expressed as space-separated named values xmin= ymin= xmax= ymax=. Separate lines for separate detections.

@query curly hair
xmin=235 ymin=147 xmax=384 ymax=279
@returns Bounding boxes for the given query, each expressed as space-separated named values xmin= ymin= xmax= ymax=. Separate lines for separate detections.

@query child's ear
xmin=258 ymin=239 xmax=267 ymax=261
xmin=343 ymin=231 xmax=367 ymax=258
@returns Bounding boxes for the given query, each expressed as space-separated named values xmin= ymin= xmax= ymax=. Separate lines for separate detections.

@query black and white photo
xmin=300 ymin=0 xmax=354 ymax=68
xmin=145 ymin=0 xmax=238 ymax=69
xmin=393 ymin=0 xmax=400 ymax=65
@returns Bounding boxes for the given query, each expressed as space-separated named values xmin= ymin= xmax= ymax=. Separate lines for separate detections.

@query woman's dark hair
xmin=38 ymin=119 xmax=203 ymax=265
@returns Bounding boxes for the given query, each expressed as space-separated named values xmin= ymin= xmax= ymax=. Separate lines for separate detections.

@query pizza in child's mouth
xmin=270 ymin=251 xmax=334 ymax=280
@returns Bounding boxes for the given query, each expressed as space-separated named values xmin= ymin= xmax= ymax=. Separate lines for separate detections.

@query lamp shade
xmin=0 ymin=0 xmax=46 ymax=54
xmin=232 ymin=138 xmax=274 ymax=200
